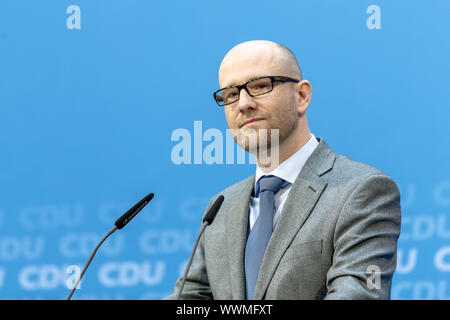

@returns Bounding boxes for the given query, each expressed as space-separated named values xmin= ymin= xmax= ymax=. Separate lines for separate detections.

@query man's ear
xmin=296 ymin=80 xmax=312 ymax=116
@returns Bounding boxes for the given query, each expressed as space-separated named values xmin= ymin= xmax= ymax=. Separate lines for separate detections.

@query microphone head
xmin=202 ymin=195 xmax=224 ymax=225
xmin=114 ymin=192 xmax=154 ymax=229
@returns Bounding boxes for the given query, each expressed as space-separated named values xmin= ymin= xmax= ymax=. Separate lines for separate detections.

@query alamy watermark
xmin=170 ymin=121 xmax=280 ymax=169
xmin=366 ymin=5 xmax=381 ymax=30
xmin=66 ymin=265 xmax=82 ymax=290
xmin=366 ymin=265 xmax=381 ymax=290
xmin=66 ymin=5 xmax=81 ymax=30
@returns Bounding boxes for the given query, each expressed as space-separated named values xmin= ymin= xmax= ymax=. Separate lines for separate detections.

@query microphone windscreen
xmin=202 ymin=195 xmax=224 ymax=225
xmin=114 ymin=192 xmax=154 ymax=229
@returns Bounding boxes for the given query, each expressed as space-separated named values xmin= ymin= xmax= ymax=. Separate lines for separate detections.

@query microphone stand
xmin=66 ymin=226 xmax=117 ymax=300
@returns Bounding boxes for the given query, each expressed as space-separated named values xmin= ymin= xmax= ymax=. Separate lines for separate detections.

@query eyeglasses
xmin=213 ymin=75 xmax=300 ymax=106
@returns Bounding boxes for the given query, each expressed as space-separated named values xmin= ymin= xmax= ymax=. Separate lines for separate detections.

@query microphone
xmin=176 ymin=195 xmax=224 ymax=300
xmin=66 ymin=192 xmax=154 ymax=300
xmin=114 ymin=192 xmax=154 ymax=229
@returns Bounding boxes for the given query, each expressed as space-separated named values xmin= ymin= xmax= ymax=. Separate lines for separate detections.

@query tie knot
xmin=257 ymin=175 xmax=287 ymax=195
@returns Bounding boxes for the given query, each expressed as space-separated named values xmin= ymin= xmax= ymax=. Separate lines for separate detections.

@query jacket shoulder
xmin=330 ymin=153 xmax=398 ymax=188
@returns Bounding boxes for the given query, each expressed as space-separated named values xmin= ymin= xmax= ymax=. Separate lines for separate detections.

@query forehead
xmin=218 ymin=45 xmax=287 ymax=88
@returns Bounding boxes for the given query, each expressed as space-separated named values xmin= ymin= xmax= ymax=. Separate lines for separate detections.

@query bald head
xmin=218 ymin=40 xmax=302 ymax=87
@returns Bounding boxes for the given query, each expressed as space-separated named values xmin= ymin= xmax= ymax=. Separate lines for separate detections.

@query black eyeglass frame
xmin=213 ymin=75 xmax=300 ymax=106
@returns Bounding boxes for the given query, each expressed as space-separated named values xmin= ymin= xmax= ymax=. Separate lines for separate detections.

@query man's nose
xmin=238 ymin=88 xmax=256 ymax=112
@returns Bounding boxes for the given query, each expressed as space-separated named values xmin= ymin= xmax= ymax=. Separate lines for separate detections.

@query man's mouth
xmin=239 ymin=118 xmax=266 ymax=128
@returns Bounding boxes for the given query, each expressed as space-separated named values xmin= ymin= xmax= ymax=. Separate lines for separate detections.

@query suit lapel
xmin=225 ymin=175 xmax=255 ymax=300
xmin=253 ymin=138 xmax=336 ymax=299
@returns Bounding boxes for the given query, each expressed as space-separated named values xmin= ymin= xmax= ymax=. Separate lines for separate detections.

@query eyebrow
xmin=222 ymin=75 xmax=268 ymax=89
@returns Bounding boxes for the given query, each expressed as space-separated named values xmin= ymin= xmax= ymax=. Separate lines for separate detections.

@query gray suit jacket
xmin=167 ymin=137 xmax=401 ymax=300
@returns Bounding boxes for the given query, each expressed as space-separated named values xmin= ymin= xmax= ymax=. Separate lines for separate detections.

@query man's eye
xmin=224 ymin=91 xmax=238 ymax=101
xmin=248 ymin=79 xmax=271 ymax=93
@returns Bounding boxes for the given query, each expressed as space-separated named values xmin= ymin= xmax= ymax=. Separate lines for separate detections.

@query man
xmin=167 ymin=40 xmax=401 ymax=300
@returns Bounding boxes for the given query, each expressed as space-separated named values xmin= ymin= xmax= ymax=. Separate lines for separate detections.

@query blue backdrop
xmin=1 ymin=0 xmax=449 ymax=300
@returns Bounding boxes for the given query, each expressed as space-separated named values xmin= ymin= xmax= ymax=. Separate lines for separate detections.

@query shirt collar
xmin=254 ymin=133 xmax=319 ymax=194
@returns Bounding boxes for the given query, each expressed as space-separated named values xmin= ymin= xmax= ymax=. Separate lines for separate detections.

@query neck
xmin=256 ymin=126 xmax=311 ymax=173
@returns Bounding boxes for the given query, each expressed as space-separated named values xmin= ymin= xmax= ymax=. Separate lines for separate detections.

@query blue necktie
xmin=244 ymin=175 xmax=286 ymax=300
